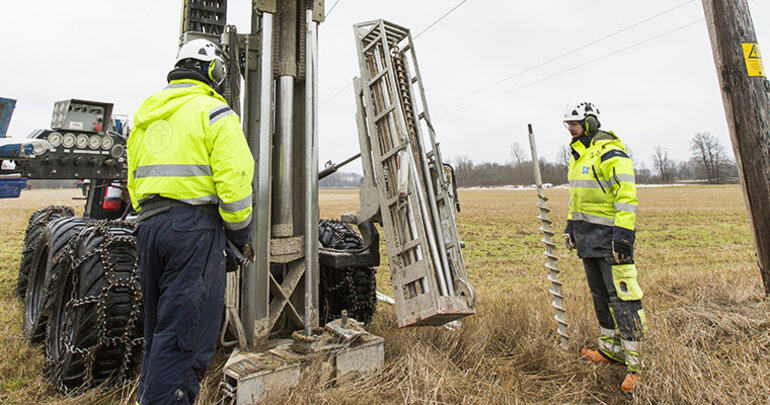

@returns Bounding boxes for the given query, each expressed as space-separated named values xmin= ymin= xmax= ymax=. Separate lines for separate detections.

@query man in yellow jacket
xmin=562 ymin=100 xmax=645 ymax=394
xmin=127 ymin=39 xmax=254 ymax=404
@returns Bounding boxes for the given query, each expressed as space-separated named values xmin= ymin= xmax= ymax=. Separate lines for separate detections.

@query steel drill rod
xmin=318 ymin=153 xmax=361 ymax=180
xmin=243 ymin=10 xmax=274 ymax=349
xmin=304 ymin=10 xmax=319 ymax=337
xmin=527 ymin=124 xmax=568 ymax=348
xmin=274 ymin=76 xmax=295 ymax=237
xmin=409 ymin=157 xmax=450 ymax=296
xmin=394 ymin=49 xmax=455 ymax=296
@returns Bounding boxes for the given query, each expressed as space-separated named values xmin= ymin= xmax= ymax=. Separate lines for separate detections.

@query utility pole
xmin=702 ymin=0 xmax=770 ymax=295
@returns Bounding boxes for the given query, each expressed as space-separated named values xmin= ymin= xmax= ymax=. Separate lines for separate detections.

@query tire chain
xmin=17 ymin=206 xmax=75 ymax=297
xmin=319 ymin=219 xmax=377 ymax=323
xmin=43 ymin=219 xmax=143 ymax=394
xmin=20 ymin=206 xmax=74 ymax=257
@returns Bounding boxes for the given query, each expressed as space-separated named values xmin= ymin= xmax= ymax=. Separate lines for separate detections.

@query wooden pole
xmin=702 ymin=0 xmax=770 ymax=295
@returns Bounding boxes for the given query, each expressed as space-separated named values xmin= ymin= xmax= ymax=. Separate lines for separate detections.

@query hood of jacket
xmin=133 ymin=79 xmax=225 ymax=131
xmin=591 ymin=130 xmax=626 ymax=151
xmin=571 ymin=130 xmax=626 ymax=156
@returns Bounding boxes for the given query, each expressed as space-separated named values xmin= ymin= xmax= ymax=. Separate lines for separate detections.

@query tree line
xmin=453 ymin=132 xmax=739 ymax=187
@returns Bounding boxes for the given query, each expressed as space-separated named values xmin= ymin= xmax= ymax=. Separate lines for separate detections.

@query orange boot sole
xmin=579 ymin=348 xmax=620 ymax=365
xmin=621 ymin=373 xmax=640 ymax=394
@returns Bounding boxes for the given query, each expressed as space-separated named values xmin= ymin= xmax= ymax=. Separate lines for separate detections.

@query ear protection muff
xmin=584 ymin=115 xmax=600 ymax=133
xmin=208 ymin=58 xmax=226 ymax=84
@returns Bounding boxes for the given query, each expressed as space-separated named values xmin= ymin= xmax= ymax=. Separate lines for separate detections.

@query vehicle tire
xmin=44 ymin=220 xmax=143 ymax=393
xmin=23 ymin=216 xmax=92 ymax=344
xmin=16 ymin=205 xmax=74 ymax=298
xmin=318 ymin=219 xmax=377 ymax=325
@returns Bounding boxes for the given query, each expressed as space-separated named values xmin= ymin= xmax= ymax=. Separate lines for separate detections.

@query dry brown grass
xmin=1 ymin=186 xmax=768 ymax=404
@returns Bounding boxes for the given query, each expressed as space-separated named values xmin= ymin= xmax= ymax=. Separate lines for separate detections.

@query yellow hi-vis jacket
xmin=127 ymin=79 xmax=254 ymax=231
xmin=567 ymin=130 xmax=638 ymax=258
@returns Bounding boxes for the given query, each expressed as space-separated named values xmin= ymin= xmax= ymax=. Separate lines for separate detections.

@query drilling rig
xmin=5 ymin=1 xmax=475 ymax=402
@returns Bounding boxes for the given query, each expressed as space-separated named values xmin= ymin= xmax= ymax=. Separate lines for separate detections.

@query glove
xmin=612 ymin=240 xmax=633 ymax=264
xmin=564 ymin=220 xmax=575 ymax=251
xmin=225 ymin=220 xmax=254 ymax=266
xmin=241 ymin=241 xmax=255 ymax=264
xmin=225 ymin=246 xmax=240 ymax=272
xmin=564 ymin=233 xmax=575 ymax=251
xmin=612 ymin=226 xmax=635 ymax=264
xmin=224 ymin=242 xmax=255 ymax=272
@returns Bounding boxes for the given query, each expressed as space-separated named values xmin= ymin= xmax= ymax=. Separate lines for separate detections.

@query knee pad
xmin=611 ymin=263 xmax=644 ymax=301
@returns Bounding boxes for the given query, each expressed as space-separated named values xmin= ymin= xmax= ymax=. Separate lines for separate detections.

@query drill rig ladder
xmin=352 ymin=20 xmax=475 ymax=327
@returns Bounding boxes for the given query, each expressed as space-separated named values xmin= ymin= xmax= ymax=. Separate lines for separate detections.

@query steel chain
xmin=43 ymin=219 xmax=142 ymax=394
xmin=319 ymin=220 xmax=376 ymax=321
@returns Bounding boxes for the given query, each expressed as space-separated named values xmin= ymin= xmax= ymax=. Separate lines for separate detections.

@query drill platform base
xmin=221 ymin=323 xmax=384 ymax=404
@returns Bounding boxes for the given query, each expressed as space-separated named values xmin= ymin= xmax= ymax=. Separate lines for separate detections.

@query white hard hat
xmin=176 ymin=39 xmax=223 ymax=64
xmin=562 ymin=100 xmax=601 ymax=122
xmin=175 ymin=39 xmax=226 ymax=85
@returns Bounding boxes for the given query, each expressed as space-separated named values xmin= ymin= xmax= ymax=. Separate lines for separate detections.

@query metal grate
xmin=181 ymin=0 xmax=228 ymax=37
xmin=353 ymin=20 xmax=475 ymax=327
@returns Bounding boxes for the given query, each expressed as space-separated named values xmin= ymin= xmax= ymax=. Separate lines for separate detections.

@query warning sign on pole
xmin=742 ymin=43 xmax=765 ymax=77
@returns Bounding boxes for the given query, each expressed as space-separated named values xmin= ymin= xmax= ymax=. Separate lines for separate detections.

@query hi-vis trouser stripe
xmin=209 ymin=105 xmax=234 ymax=125
xmin=598 ymin=326 xmax=624 ymax=363
xmin=133 ymin=164 xmax=212 ymax=178
xmin=622 ymin=339 xmax=642 ymax=373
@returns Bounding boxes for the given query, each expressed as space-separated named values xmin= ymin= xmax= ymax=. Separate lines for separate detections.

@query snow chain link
xmin=18 ymin=206 xmax=74 ymax=291
xmin=320 ymin=220 xmax=377 ymax=321
xmin=43 ymin=220 xmax=143 ymax=394
xmin=20 ymin=206 xmax=74 ymax=257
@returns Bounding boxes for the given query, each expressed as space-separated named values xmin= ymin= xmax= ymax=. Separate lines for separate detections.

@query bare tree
xmin=634 ymin=162 xmax=653 ymax=184
xmin=454 ymin=155 xmax=473 ymax=172
xmin=510 ymin=142 xmax=527 ymax=166
xmin=652 ymin=146 xmax=674 ymax=183
xmin=690 ymin=132 xmax=730 ymax=184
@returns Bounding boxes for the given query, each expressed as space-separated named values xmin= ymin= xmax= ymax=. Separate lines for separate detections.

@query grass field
xmin=1 ymin=186 xmax=768 ymax=404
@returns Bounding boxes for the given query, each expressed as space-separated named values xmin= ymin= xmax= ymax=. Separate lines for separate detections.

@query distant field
xmin=1 ymin=186 xmax=768 ymax=404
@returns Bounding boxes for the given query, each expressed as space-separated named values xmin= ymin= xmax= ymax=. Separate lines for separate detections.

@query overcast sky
xmin=2 ymin=1 xmax=768 ymax=172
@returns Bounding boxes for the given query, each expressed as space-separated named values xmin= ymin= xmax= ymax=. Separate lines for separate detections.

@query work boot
xmin=621 ymin=373 xmax=640 ymax=394
xmin=579 ymin=348 xmax=614 ymax=365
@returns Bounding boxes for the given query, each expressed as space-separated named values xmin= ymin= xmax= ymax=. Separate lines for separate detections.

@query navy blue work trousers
xmin=136 ymin=206 xmax=226 ymax=404
xmin=583 ymin=257 xmax=644 ymax=341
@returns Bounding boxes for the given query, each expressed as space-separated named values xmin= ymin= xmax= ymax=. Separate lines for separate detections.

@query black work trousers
xmin=582 ymin=257 xmax=644 ymax=341
xmin=136 ymin=206 xmax=226 ymax=404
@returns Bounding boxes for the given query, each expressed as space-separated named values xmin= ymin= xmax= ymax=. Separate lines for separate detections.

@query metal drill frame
xmin=353 ymin=19 xmax=475 ymax=327
xmin=180 ymin=0 xmax=321 ymax=347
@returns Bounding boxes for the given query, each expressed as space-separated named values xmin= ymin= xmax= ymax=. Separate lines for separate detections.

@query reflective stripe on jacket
xmin=567 ymin=130 xmax=637 ymax=258
xmin=127 ymin=79 xmax=254 ymax=230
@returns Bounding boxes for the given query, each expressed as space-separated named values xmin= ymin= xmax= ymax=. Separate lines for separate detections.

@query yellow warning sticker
xmin=742 ymin=43 xmax=765 ymax=77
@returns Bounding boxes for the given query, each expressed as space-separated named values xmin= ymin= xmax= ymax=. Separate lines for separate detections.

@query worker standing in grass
xmin=561 ymin=100 xmax=645 ymax=394
xmin=127 ymin=39 xmax=254 ymax=404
